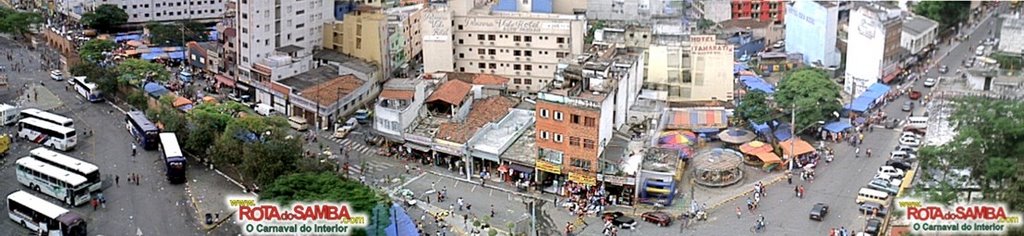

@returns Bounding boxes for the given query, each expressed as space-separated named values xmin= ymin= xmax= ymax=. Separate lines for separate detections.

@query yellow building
xmin=645 ymin=34 xmax=734 ymax=104
xmin=323 ymin=6 xmax=389 ymax=75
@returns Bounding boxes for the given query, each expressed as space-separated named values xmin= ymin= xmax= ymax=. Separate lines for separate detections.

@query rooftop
xmin=435 ymin=96 xmax=519 ymax=144
xmin=297 ymin=75 xmax=365 ymax=105
xmin=902 ymin=15 xmax=939 ymax=37
xmin=313 ymin=50 xmax=379 ymax=75
xmin=640 ymin=147 xmax=682 ymax=173
xmin=426 ymin=79 xmax=473 ymax=105
xmin=197 ymin=41 xmax=220 ymax=52
xmin=277 ymin=65 xmax=344 ymax=91
xmin=445 ymin=72 xmax=510 ymax=86
xmin=276 ymin=45 xmax=304 ymax=54
xmin=501 ymin=127 xmax=537 ymax=166
xmin=380 ymin=89 xmax=415 ymax=100
xmin=469 ymin=108 xmax=535 ymax=155
xmin=719 ymin=19 xmax=773 ymax=30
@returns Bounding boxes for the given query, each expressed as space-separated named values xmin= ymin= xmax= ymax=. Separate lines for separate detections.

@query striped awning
xmin=663 ymin=108 xmax=729 ymax=130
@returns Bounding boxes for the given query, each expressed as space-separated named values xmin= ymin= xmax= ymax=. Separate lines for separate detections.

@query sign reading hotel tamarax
xmin=896 ymin=198 xmax=1022 ymax=234
xmin=226 ymin=196 xmax=369 ymax=235
xmin=464 ymin=18 xmax=570 ymax=33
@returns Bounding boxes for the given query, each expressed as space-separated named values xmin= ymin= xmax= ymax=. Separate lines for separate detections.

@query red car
xmin=908 ymin=91 xmax=922 ymax=100
xmin=640 ymin=211 xmax=673 ymax=226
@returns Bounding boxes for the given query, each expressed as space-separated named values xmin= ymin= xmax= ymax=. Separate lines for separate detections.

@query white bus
xmin=159 ymin=133 xmax=187 ymax=183
xmin=17 ymin=118 xmax=77 ymax=151
xmin=7 ymin=190 xmax=88 ymax=236
xmin=20 ymin=108 xmax=74 ymax=128
xmin=70 ymin=76 xmax=102 ymax=102
xmin=30 ymin=147 xmax=102 ymax=192
xmin=15 ymin=157 xmax=91 ymax=206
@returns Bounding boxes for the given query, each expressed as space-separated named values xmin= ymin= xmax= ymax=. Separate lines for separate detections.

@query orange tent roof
xmin=779 ymin=138 xmax=815 ymax=157
xmin=754 ymin=152 xmax=782 ymax=164
xmin=173 ymin=96 xmax=193 ymax=107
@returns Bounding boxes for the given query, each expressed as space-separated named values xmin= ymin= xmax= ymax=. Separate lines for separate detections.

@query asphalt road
xmin=0 ymin=36 xmax=212 ymax=235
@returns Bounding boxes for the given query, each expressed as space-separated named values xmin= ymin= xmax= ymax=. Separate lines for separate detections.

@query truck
xmin=0 ymin=134 xmax=9 ymax=157
xmin=0 ymin=103 xmax=20 ymax=126
xmin=354 ymin=109 xmax=371 ymax=124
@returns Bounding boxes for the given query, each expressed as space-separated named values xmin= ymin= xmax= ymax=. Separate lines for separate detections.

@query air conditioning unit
xmin=516 ymin=42 xmax=520 ymax=46
xmin=516 ymin=57 xmax=520 ymax=61
xmin=489 ymin=42 xmax=494 ymax=45
xmin=526 ymin=58 xmax=531 ymax=61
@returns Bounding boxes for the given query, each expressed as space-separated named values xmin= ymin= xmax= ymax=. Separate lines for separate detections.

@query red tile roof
xmin=298 ymin=75 xmax=365 ymax=105
xmin=380 ymin=89 xmax=415 ymax=100
xmin=435 ymin=96 xmax=518 ymax=143
xmin=471 ymin=74 xmax=510 ymax=86
xmin=426 ymin=79 xmax=472 ymax=105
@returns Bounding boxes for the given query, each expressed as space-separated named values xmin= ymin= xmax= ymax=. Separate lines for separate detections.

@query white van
xmin=0 ymin=103 xmax=20 ymax=126
xmin=904 ymin=116 xmax=928 ymax=129
xmin=975 ymin=45 xmax=985 ymax=56
xmin=856 ymin=188 xmax=891 ymax=206
xmin=288 ymin=116 xmax=309 ymax=131
xmin=254 ymin=104 xmax=274 ymax=116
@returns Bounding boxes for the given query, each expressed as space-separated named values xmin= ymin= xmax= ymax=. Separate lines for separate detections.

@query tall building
xmin=845 ymin=3 xmax=903 ymax=95
xmin=784 ymin=1 xmax=841 ymax=67
xmin=998 ymin=13 xmax=1024 ymax=55
xmin=386 ymin=3 xmax=426 ymax=77
xmin=235 ymin=0 xmax=334 ymax=114
xmin=697 ymin=0 xmax=732 ymax=23
xmin=730 ymin=0 xmax=786 ymax=24
xmin=900 ymin=15 xmax=939 ymax=55
xmin=419 ymin=0 xmax=586 ymax=94
xmin=59 ymin=0 xmax=227 ymax=23
xmin=644 ymin=33 xmax=735 ymax=104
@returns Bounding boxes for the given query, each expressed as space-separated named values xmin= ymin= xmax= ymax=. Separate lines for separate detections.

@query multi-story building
xmin=59 ymin=0 xmax=227 ymax=23
xmin=697 ymin=0 xmax=733 ymax=23
xmin=730 ymin=0 xmax=786 ymax=24
xmin=998 ymin=13 xmax=1024 ymax=55
xmin=901 ymin=15 xmax=939 ymax=55
xmin=845 ymin=3 xmax=903 ymax=95
xmin=386 ymin=4 xmax=425 ymax=77
xmin=373 ymin=75 xmax=434 ymax=142
xmin=235 ymin=0 xmax=333 ymax=114
xmin=645 ymin=33 xmax=735 ymax=105
xmin=784 ymin=0 xmax=841 ymax=67
xmin=419 ymin=0 xmax=586 ymax=94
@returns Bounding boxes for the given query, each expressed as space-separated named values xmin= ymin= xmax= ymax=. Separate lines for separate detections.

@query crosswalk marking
xmin=323 ymin=134 xmax=379 ymax=155
xmin=346 ymin=161 xmax=395 ymax=176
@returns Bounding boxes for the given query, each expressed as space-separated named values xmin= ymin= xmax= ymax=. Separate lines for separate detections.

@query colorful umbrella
xmin=739 ymin=141 xmax=774 ymax=155
xmin=659 ymin=130 xmax=697 ymax=146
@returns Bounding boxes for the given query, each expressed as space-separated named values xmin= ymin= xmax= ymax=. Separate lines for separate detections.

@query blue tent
xmin=773 ymin=125 xmax=792 ymax=141
xmin=866 ymin=83 xmax=891 ymax=94
xmin=144 ymin=82 xmax=169 ymax=97
xmin=845 ymin=97 xmax=873 ymax=112
xmin=384 ymin=204 xmax=418 ymax=236
xmin=734 ymin=63 xmax=750 ymax=74
xmin=114 ymin=34 xmax=141 ymax=42
xmin=751 ymin=121 xmax=771 ymax=134
xmin=141 ymin=53 xmax=163 ymax=60
xmin=823 ymin=120 xmax=852 ymax=133
xmin=739 ymin=75 xmax=775 ymax=94
xmin=169 ymin=52 xmax=185 ymax=60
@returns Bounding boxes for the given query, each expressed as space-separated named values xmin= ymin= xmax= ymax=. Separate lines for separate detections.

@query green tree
xmin=734 ymin=90 xmax=773 ymax=126
xmin=78 ymin=39 xmax=116 ymax=63
xmin=126 ymin=90 xmax=149 ymax=111
xmin=913 ymin=1 xmax=970 ymax=29
xmin=210 ymin=114 xmax=294 ymax=184
xmin=0 ymin=7 xmax=42 ymax=39
xmin=70 ymin=62 xmax=119 ymax=95
xmin=116 ymin=58 xmax=171 ymax=86
xmin=80 ymin=4 xmax=128 ymax=33
xmin=584 ymin=20 xmax=605 ymax=45
xmin=773 ymin=68 xmax=842 ymax=133
xmin=260 ymin=172 xmax=390 ymax=236
xmin=991 ymin=53 xmax=1023 ymax=70
xmin=147 ymin=21 xmax=208 ymax=46
xmin=184 ymin=102 xmax=253 ymax=155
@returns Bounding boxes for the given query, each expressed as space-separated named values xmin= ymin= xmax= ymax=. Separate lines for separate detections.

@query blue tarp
xmin=866 ymin=83 xmax=891 ymax=94
xmin=144 ymin=82 xmax=169 ymax=97
xmin=209 ymin=31 xmax=219 ymax=41
xmin=385 ymin=204 xmax=418 ymax=236
xmin=114 ymin=34 xmax=141 ymax=42
xmin=773 ymin=124 xmax=792 ymax=141
xmin=824 ymin=120 xmax=852 ymax=133
xmin=734 ymin=63 xmax=750 ymax=74
xmin=846 ymin=97 xmax=873 ymax=112
xmin=141 ymin=53 xmax=162 ymax=60
xmin=751 ymin=122 xmax=771 ymax=134
xmin=169 ymin=52 xmax=185 ymax=60
xmin=739 ymin=75 xmax=775 ymax=94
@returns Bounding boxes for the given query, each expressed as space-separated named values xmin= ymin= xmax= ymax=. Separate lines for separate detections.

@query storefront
xmin=432 ymin=140 xmax=465 ymax=173
xmin=598 ymin=174 xmax=636 ymax=206
xmin=535 ymin=160 xmax=564 ymax=195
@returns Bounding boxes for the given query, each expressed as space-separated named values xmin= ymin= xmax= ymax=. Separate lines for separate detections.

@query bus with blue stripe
xmin=125 ymin=111 xmax=159 ymax=150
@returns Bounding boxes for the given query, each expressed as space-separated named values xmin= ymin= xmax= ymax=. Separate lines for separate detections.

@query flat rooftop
xmin=469 ymin=109 xmax=535 ymax=155
xmin=313 ymin=50 xmax=378 ymax=75
xmin=276 ymin=65 xmax=342 ymax=91
xmin=501 ymin=127 xmax=537 ymax=166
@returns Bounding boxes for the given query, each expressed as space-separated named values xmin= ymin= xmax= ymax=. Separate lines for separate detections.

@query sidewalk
xmin=18 ymin=84 xmax=62 ymax=110
xmin=185 ymin=163 xmax=252 ymax=231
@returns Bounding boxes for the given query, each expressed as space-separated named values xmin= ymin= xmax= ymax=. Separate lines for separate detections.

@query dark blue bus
xmin=158 ymin=133 xmax=186 ymax=183
xmin=125 ymin=111 xmax=159 ymax=150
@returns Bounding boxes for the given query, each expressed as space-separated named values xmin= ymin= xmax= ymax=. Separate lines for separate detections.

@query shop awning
xmin=215 ymin=75 xmax=236 ymax=87
xmin=403 ymin=142 xmax=431 ymax=152
xmin=881 ymin=68 xmax=903 ymax=83
xmin=509 ymin=163 xmax=534 ymax=174
xmin=779 ymin=138 xmax=815 ymax=157
xmin=753 ymin=152 xmax=782 ymax=164
xmin=663 ymin=108 xmax=729 ymax=130
xmin=823 ymin=120 xmax=853 ymax=133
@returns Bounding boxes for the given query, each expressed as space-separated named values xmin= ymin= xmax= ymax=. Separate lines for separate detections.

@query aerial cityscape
xmin=0 ymin=0 xmax=1021 ymax=235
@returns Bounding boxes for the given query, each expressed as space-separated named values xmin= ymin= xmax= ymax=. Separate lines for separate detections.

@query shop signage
xmin=568 ymin=172 xmax=597 ymax=186
xmin=432 ymin=140 xmax=464 ymax=156
xmin=693 ymin=44 xmax=733 ymax=55
xmin=423 ymin=12 xmax=451 ymax=42
xmin=535 ymin=161 xmax=561 ymax=175
xmin=597 ymin=174 xmax=636 ymax=186
xmin=690 ymin=35 xmax=716 ymax=43
xmin=464 ymin=18 xmax=569 ymax=33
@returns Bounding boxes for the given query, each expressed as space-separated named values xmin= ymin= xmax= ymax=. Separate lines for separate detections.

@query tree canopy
xmin=78 ymin=39 xmax=116 ymax=63
xmin=774 ymin=68 xmax=842 ymax=133
xmin=70 ymin=62 xmax=118 ymax=95
xmin=913 ymin=1 xmax=970 ymax=29
xmin=116 ymin=58 xmax=171 ymax=86
xmin=0 ymin=7 xmax=42 ymax=38
xmin=735 ymin=90 xmax=773 ymax=126
xmin=261 ymin=172 xmax=389 ymax=236
xmin=147 ymin=21 xmax=208 ymax=46
xmin=80 ymin=4 xmax=128 ymax=33
xmin=209 ymin=113 xmax=297 ymax=186
xmin=916 ymin=96 xmax=1024 ymax=211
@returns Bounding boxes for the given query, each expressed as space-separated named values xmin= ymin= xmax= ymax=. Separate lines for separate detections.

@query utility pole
xmin=789 ymin=103 xmax=797 ymax=170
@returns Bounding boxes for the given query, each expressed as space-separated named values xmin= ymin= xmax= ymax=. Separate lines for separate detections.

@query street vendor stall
xmin=779 ymin=138 xmax=816 ymax=169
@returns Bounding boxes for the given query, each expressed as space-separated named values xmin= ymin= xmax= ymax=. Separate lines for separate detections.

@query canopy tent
xmin=734 ymin=63 xmax=750 ymax=74
xmin=753 ymin=152 xmax=782 ymax=164
xmin=114 ymin=34 xmax=142 ymax=43
xmin=144 ymin=82 xmax=169 ymax=97
xmin=717 ymin=128 xmax=757 ymax=144
xmin=738 ymin=141 xmax=773 ymax=155
xmin=823 ymin=120 xmax=853 ymax=133
xmin=773 ymin=126 xmax=792 ymax=141
xmin=663 ymin=108 xmax=729 ymax=130
xmin=779 ymin=138 xmax=815 ymax=157
xmin=750 ymin=121 xmax=771 ymax=134
xmin=173 ymin=96 xmax=193 ymax=108
xmin=168 ymin=51 xmax=186 ymax=60
xmin=659 ymin=130 xmax=697 ymax=146
xmin=126 ymin=40 xmax=144 ymax=47
xmin=384 ymin=204 xmax=418 ymax=236
xmin=866 ymin=83 xmax=891 ymax=94
xmin=141 ymin=53 xmax=169 ymax=60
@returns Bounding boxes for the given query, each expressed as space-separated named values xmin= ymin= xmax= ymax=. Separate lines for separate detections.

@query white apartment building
xmin=420 ymin=0 xmax=586 ymax=94
xmin=64 ymin=0 xmax=227 ymax=23
xmin=235 ymin=0 xmax=334 ymax=114
xmin=999 ymin=13 xmax=1024 ymax=55
xmin=374 ymin=76 xmax=435 ymax=142
xmin=901 ymin=15 xmax=939 ymax=55
xmin=844 ymin=3 xmax=903 ymax=95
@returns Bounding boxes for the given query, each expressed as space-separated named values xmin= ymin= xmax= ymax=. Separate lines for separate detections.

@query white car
xmin=50 ymin=70 xmax=63 ymax=81
xmin=333 ymin=118 xmax=357 ymax=139
xmin=901 ymin=132 xmax=921 ymax=140
xmin=894 ymin=145 xmax=918 ymax=153
xmin=923 ymin=77 xmax=937 ymax=87
xmin=899 ymin=137 xmax=921 ymax=147
xmin=878 ymin=166 xmax=906 ymax=179
xmin=890 ymin=151 xmax=918 ymax=162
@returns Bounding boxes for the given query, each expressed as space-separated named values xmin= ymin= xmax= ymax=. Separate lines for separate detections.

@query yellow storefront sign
xmin=535 ymin=161 xmax=561 ymax=175
xmin=568 ymin=172 xmax=597 ymax=186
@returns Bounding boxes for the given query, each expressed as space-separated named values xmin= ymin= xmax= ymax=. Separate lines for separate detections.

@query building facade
xmin=698 ymin=0 xmax=732 ymax=23
xmin=730 ymin=0 xmax=785 ymax=24
xmin=386 ymin=3 xmax=425 ymax=77
xmin=784 ymin=1 xmax=841 ymax=67
xmin=373 ymin=77 xmax=434 ymax=142
xmin=645 ymin=34 xmax=734 ymax=104
xmin=998 ymin=13 xmax=1024 ymax=55
xmin=844 ymin=3 xmax=903 ymax=95
xmin=420 ymin=0 xmax=586 ymax=94
xmin=901 ymin=15 xmax=939 ymax=55
xmin=62 ymin=0 xmax=227 ymax=23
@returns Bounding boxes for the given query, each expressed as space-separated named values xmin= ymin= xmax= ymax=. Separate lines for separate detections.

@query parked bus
xmin=29 ymin=147 xmax=102 ymax=192
xmin=158 ymin=133 xmax=187 ymax=183
xmin=0 ymin=103 xmax=20 ymax=126
xmin=20 ymin=108 xmax=74 ymax=128
xmin=15 ymin=157 xmax=91 ymax=206
xmin=6 ymin=190 xmax=88 ymax=236
xmin=70 ymin=76 xmax=102 ymax=102
xmin=17 ymin=118 xmax=77 ymax=151
xmin=125 ymin=111 xmax=159 ymax=150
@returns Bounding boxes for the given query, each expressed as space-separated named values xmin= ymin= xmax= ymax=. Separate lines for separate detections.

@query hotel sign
xmin=464 ymin=18 xmax=570 ymax=33
xmin=692 ymin=44 xmax=734 ymax=55
xmin=535 ymin=161 xmax=561 ymax=175
xmin=422 ymin=11 xmax=451 ymax=42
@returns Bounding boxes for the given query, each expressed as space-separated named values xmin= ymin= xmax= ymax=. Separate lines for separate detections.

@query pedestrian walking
xmin=98 ymin=193 xmax=106 ymax=208
xmin=490 ymin=205 xmax=495 ymax=218
xmin=457 ymin=197 xmax=464 ymax=211
xmin=449 ymin=204 xmax=454 ymax=213
xmin=855 ymin=147 xmax=860 ymax=158
xmin=736 ymin=206 xmax=742 ymax=218
xmin=787 ymin=172 xmax=793 ymax=184
xmin=466 ymin=204 xmax=472 ymax=211
xmin=131 ymin=143 xmax=137 ymax=156
xmin=866 ymin=148 xmax=872 ymax=158
xmin=115 ymin=175 xmax=120 ymax=187
xmin=91 ymin=198 xmax=98 ymax=210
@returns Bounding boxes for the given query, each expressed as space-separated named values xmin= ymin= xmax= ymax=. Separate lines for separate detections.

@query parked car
xmin=901 ymin=132 xmax=922 ymax=140
xmin=894 ymin=145 xmax=919 ymax=153
xmin=908 ymin=91 xmax=922 ymax=100
xmin=868 ymin=178 xmax=900 ymax=194
xmin=640 ymin=211 xmax=673 ymax=226
xmin=902 ymin=101 xmax=914 ymax=112
xmin=923 ymin=77 xmax=937 ymax=87
xmin=964 ymin=57 xmax=976 ymax=68
xmin=50 ymin=70 xmax=63 ymax=81
xmin=878 ymin=166 xmax=905 ymax=178
xmin=864 ymin=218 xmax=882 ymax=235
xmin=809 ymin=203 xmax=829 ymax=221
xmin=858 ymin=202 xmax=890 ymax=217
xmin=938 ymin=65 xmax=948 ymax=74
xmin=874 ymin=175 xmax=903 ymax=186
xmin=254 ymin=104 xmax=274 ymax=116
xmin=333 ymin=118 xmax=357 ymax=139
xmin=885 ymin=160 xmax=913 ymax=171
xmin=889 ymin=151 xmax=918 ymax=162
xmin=899 ymin=136 xmax=921 ymax=147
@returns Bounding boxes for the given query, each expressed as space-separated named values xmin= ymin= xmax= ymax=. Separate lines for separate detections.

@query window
xmin=583 ymin=139 xmax=596 ymax=149
xmin=513 ymin=50 xmax=521 ymax=56
xmin=513 ymin=78 xmax=521 ymax=84
xmin=478 ymin=63 xmax=486 ymax=69
xmin=557 ymin=37 xmax=565 ymax=43
xmin=297 ymin=10 xmax=305 ymax=14
xmin=570 ymin=158 xmax=591 ymax=170
xmin=488 ymin=49 xmax=496 ymax=55
xmin=553 ymin=134 xmax=563 ymax=143
xmin=524 ymin=65 xmax=532 ymax=71
xmin=524 ymin=79 xmax=532 ymax=85
xmin=458 ymin=39 xmax=464 ymax=44
xmin=513 ymin=35 xmax=521 ymax=41
xmin=524 ymin=36 xmax=532 ymax=42
xmin=524 ymin=51 xmax=532 ymax=57
xmin=477 ymin=48 xmax=485 ymax=54
xmin=477 ymin=34 xmax=485 ymax=40
xmin=569 ymin=137 xmax=580 ymax=146
xmin=458 ymin=25 xmax=463 ymax=30
xmin=584 ymin=117 xmax=596 ymax=127
xmin=459 ymin=53 xmax=464 ymax=58
xmin=356 ymin=25 xmax=362 ymax=35
xmin=488 ymin=63 xmax=496 ymax=69
xmin=355 ymin=38 xmax=361 ymax=49
xmin=570 ymin=114 xmax=580 ymax=124
xmin=556 ymin=52 xmax=568 ymax=58
xmin=554 ymin=111 xmax=563 ymax=121
xmin=540 ymin=109 xmax=549 ymax=118
xmin=296 ymin=23 xmax=305 ymax=29
xmin=540 ymin=131 xmax=550 ymax=139
xmin=513 ymin=64 xmax=521 ymax=70
xmin=488 ymin=34 xmax=496 ymax=40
